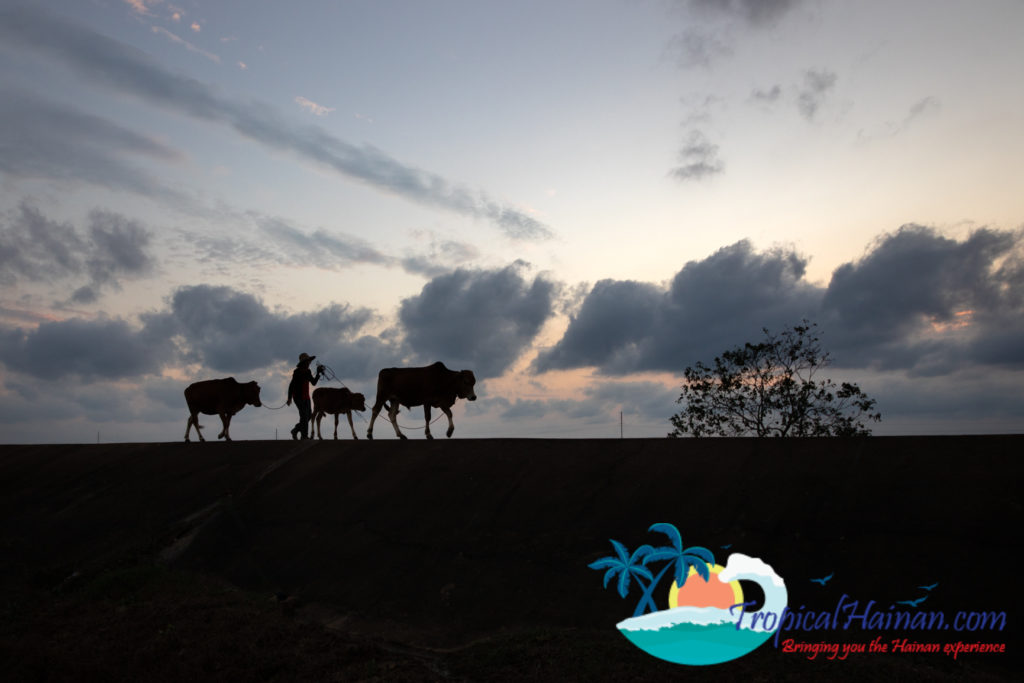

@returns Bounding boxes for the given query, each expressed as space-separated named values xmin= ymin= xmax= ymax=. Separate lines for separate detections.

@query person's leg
xmin=299 ymin=399 xmax=312 ymax=439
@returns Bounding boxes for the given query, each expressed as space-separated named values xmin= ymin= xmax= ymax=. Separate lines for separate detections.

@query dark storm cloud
xmin=0 ymin=283 xmax=401 ymax=382
xmin=670 ymin=130 xmax=724 ymax=181
xmin=0 ymin=90 xmax=182 ymax=200
xmin=0 ymin=6 xmax=551 ymax=241
xmin=398 ymin=264 xmax=556 ymax=378
xmin=534 ymin=279 xmax=662 ymax=372
xmin=0 ymin=204 xmax=157 ymax=302
xmin=822 ymin=225 xmax=1024 ymax=372
xmin=0 ymin=317 xmax=172 ymax=381
xmin=538 ymin=228 xmax=1024 ymax=377
xmin=797 ymin=69 xmax=837 ymax=120
xmin=536 ymin=241 xmax=819 ymax=375
xmin=144 ymin=285 xmax=380 ymax=374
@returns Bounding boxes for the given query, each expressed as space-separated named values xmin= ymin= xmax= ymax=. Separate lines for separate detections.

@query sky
xmin=1 ymin=0 xmax=1022 ymax=443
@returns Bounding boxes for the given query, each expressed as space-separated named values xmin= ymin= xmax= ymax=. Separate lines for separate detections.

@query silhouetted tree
xmin=668 ymin=321 xmax=881 ymax=437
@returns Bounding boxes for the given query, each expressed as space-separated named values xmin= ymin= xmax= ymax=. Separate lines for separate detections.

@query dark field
xmin=1 ymin=437 xmax=1020 ymax=681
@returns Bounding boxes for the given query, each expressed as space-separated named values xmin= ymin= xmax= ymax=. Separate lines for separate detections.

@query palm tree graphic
xmin=589 ymin=523 xmax=716 ymax=617
xmin=588 ymin=540 xmax=655 ymax=616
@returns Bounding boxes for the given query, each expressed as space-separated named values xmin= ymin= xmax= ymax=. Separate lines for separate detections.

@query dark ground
xmin=1 ymin=436 xmax=1020 ymax=681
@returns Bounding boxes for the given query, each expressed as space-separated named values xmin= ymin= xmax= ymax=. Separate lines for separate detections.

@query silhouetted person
xmin=286 ymin=352 xmax=323 ymax=440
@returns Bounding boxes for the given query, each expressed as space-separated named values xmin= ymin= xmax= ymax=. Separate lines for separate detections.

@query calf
xmin=312 ymin=386 xmax=366 ymax=440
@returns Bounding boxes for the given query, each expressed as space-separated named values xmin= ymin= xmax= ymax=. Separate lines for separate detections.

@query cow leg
xmin=346 ymin=411 xmax=358 ymax=440
xmin=367 ymin=401 xmax=385 ymax=439
xmin=186 ymin=413 xmax=204 ymax=442
xmin=388 ymin=401 xmax=406 ymax=439
xmin=218 ymin=413 xmax=231 ymax=441
xmin=442 ymin=405 xmax=455 ymax=438
xmin=314 ymin=411 xmax=323 ymax=440
xmin=424 ymin=405 xmax=433 ymax=440
xmin=333 ymin=413 xmax=339 ymax=440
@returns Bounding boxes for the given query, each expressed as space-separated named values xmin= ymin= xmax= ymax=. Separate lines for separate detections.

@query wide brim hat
xmin=298 ymin=352 xmax=316 ymax=363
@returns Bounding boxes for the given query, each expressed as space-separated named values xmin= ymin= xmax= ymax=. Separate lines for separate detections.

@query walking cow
xmin=366 ymin=361 xmax=476 ymax=440
xmin=184 ymin=377 xmax=262 ymax=442
xmin=312 ymin=387 xmax=367 ymax=440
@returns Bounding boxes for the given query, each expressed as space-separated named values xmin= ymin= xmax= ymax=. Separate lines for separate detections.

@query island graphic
xmin=589 ymin=523 xmax=787 ymax=666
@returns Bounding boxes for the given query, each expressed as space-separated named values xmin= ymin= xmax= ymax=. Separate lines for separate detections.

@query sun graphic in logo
xmin=668 ymin=564 xmax=744 ymax=610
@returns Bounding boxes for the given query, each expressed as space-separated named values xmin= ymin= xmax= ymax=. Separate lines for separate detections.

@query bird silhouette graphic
xmin=810 ymin=572 xmax=833 ymax=586
xmin=896 ymin=595 xmax=928 ymax=608
xmin=918 ymin=582 xmax=939 ymax=592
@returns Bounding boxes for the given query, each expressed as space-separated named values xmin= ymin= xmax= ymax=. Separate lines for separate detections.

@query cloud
xmin=122 ymin=0 xmax=158 ymax=16
xmin=665 ymin=1 xmax=804 ymax=70
xmin=537 ymin=228 xmax=1024 ymax=378
xmin=686 ymin=0 xmax=804 ymax=26
xmin=254 ymin=214 xmax=395 ymax=269
xmin=797 ymin=69 xmax=837 ymax=120
xmin=0 ymin=89 xmax=184 ymax=201
xmin=666 ymin=30 xmax=732 ymax=68
xmin=498 ymin=381 xmax=679 ymax=428
xmin=143 ymin=284 xmax=380 ymax=374
xmin=0 ymin=280 xmax=403 ymax=383
xmin=0 ymin=204 xmax=157 ymax=303
xmin=74 ymin=209 xmax=159 ymax=303
xmin=399 ymin=237 xmax=480 ymax=278
xmin=536 ymin=240 xmax=818 ymax=374
xmin=670 ymin=130 xmax=725 ymax=181
xmin=583 ymin=380 xmax=680 ymax=420
xmin=176 ymin=212 xmax=478 ymax=279
xmin=0 ymin=6 xmax=551 ymax=241
xmin=908 ymin=96 xmax=941 ymax=121
xmin=150 ymin=25 xmax=220 ymax=63
xmin=398 ymin=264 xmax=557 ymax=378
xmin=294 ymin=96 xmax=335 ymax=116
xmin=534 ymin=279 xmax=662 ymax=372
xmin=750 ymin=85 xmax=782 ymax=104
xmin=0 ymin=316 xmax=173 ymax=381
xmin=822 ymin=225 xmax=1024 ymax=373
xmin=857 ymin=96 xmax=942 ymax=142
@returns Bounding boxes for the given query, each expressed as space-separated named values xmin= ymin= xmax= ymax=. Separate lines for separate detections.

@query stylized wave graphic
xmin=617 ymin=553 xmax=787 ymax=665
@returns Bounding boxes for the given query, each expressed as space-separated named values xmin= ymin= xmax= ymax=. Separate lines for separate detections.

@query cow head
xmin=245 ymin=381 xmax=262 ymax=407
xmin=457 ymin=370 xmax=477 ymax=401
xmin=352 ymin=392 xmax=367 ymax=411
